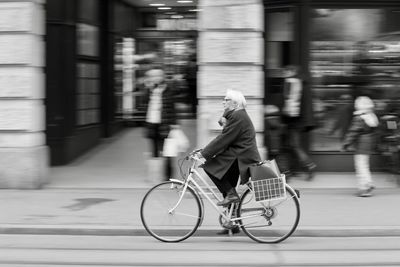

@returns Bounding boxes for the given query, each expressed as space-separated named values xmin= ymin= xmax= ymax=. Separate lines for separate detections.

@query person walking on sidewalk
xmin=195 ymin=90 xmax=261 ymax=235
xmin=342 ymin=96 xmax=379 ymax=197
xmin=280 ymin=65 xmax=316 ymax=180
xmin=143 ymin=68 xmax=178 ymax=180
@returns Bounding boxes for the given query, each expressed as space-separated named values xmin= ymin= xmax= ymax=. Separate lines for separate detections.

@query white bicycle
xmin=140 ymin=150 xmax=300 ymax=243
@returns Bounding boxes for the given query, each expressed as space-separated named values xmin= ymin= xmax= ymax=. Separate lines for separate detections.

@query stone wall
xmin=197 ymin=0 xmax=266 ymax=158
xmin=0 ymin=0 xmax=48 ymax=188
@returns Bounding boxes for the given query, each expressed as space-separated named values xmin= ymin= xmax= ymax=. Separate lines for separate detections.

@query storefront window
xmin=76 ymin=63 xmax=100 ymax=126
xmin=77 ymin=23 xmax=99 ymax=57
xmin=76 ymin=0 xmax=100 ymax=126
xmin=130 ymin=38 xmax=197 ymax=121
xmin=264 ymin=9 xmax=295 ymax=154
xmin=266 ymin=10 xmax=294 ymax=73
xmin=310 ymin=9 xmax=400 ymax=151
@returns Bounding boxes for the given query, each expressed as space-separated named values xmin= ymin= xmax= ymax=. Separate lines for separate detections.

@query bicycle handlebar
xmin=185 ymin=149 xmax=204 ymax=162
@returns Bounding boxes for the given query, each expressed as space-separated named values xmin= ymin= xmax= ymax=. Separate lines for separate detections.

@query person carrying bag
xmin=163 ymin=127 xmax=190 ymax=158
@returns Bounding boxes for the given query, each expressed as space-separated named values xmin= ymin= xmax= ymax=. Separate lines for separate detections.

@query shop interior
xmin=113 ymin=1 xmax=199 ymax=124
xmin=265 ymin=7 xmax=400 ymax=153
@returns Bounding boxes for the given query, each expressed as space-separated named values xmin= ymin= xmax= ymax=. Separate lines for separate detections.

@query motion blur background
xmin=1 ymin=0 xmax=400 ymax=188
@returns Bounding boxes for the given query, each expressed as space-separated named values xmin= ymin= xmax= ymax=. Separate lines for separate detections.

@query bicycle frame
xmin=169 ymin=158 xmax=235 ymax=222
xmin=168 ymin=156 xmax=298 ymax=224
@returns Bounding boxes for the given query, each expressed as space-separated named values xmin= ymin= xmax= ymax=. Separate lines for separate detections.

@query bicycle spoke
xmin=173 ymin=211 xmax=202 ymax=219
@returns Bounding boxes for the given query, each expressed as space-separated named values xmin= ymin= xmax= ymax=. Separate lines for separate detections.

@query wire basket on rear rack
xmin=251 ymin=174 xmax=286 ymax=202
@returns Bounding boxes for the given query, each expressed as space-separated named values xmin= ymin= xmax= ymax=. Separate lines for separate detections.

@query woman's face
xmin=223 ymin=96 xmax=235 ymax=112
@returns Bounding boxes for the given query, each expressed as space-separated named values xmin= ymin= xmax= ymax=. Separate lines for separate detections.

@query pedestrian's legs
xmin=289 ymin=128 xmax=312 ymax=166
xmin=155 ymin=134 xmax=164 ymax=158
xmin=158 ymin=137 xmax=173 ymax=180
xmin=278 ymin=129 xmax=293 ymax=175
xmin=288 ymin=128 xmax=316 ymax=180
xmin=148 ymin=123 xmax=163 ymax=157
xmin=164 ymin=157 xmax=173 ymax=180
xmin=146 ymin=123 xmax=159 ymax=157
xmin=149 ymin=137 xmax=159 ymax=157
xmin=354 ymin=154 xmax=373 ymax=190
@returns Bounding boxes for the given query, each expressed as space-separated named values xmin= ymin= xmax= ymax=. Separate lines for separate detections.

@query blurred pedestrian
xmin=342 ymin=96 xmax=379 ymax=197
xmin=280 ymin=65 xmax=316 ymax=180
xmin=143 ymin=68 xmax=179 ymax=181
xmin=184 ymin=52 xmax=197 ymax=117
xmin=330 ymin=94 xmax=354 ymax=140
xmin=195 ymin=90 xmax=261 ymax=235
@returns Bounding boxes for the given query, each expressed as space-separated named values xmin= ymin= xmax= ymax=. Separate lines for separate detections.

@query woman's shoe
xmin=217 ymin=188 xmax=240 ymax=206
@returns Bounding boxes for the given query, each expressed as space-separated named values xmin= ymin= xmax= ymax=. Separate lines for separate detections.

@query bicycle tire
xmin=140 ymin=181 xmax=203 ymax=242
xmin=238 ymin=185 xmax=300 ymax=243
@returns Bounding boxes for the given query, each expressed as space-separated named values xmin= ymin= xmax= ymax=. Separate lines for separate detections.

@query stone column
xmin=0 ymin=0 xmax=48 ymax=188
xmin=197 ymin=0 xmax=266 ymax=158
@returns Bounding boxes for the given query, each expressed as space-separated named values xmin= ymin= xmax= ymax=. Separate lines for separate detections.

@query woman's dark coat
xmin=201 ymin=109 xmax=261 ymax=184
xmin=343 ymin=115 xmax=377 ymax=154
xmin=143 ymin=85 xmax=177 ymax=139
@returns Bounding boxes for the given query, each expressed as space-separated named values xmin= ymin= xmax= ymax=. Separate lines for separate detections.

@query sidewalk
xmin=1 ymin=123 xmax=399 ymax=237
xmin=1 ymin=187 xmax=400 ymax=237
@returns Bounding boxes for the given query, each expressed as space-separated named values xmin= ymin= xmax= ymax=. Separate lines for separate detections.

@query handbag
xmin=163 ymin=128 xmax=190 ymax=157
xmin=249 ymin=159 xmax=286 ymax=202
xmin=249 ymin=159 xmax=281 ymax=181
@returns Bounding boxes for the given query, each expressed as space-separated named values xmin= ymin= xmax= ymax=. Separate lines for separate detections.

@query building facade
xmin=0 ymin=0 xmax=47 ymax=188
xmin=1 ymin=0 xmax=400 ymax=188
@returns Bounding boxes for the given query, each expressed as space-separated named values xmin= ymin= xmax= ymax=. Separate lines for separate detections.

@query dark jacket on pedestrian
xmin=143 ymin=85 xmax=177 ymax=139
xmin=280 ymin=78 xmax=315 ymax=132
xmin=201 ymin=109 xmax=261 ymax=184
xmin=343 ymin=111 xmax=379 ymax=154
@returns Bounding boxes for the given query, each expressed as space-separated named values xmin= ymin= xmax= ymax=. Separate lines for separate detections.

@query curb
xmin=1 ymin=225 xmax=400 ymax=237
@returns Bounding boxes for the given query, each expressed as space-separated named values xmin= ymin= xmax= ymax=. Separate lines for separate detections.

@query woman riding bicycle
xmin=196 ymin=90 xmax=261 ymax=208
xmin=141 ymin=91 xmax=300 ymax=241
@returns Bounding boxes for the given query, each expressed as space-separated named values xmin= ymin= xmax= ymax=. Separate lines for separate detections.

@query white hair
xmin=226 ymin=89 xmax=247 ymax=109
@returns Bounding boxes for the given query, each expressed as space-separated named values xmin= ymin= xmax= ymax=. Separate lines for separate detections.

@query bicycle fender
xmin=286 ymin=184 xmax=300 ymax=198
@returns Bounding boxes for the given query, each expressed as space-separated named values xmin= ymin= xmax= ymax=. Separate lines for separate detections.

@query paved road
xmin=0 ymin=235 xmax=399 ymax=266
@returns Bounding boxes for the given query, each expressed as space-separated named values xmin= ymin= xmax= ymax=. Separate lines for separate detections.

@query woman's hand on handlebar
xmin=189 ymin=149 xmax=205 ymax=163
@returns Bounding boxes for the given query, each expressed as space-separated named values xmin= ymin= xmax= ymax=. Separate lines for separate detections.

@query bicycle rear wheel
xmin=140 ymin=181 xmax=203 ymax=242
xmin=238 ymin=185 xmax=300 ymax=243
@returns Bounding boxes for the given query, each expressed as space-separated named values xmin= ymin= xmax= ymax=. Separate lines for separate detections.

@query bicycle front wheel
xmin=140 ymin=181 xmax=203 ymax=242
xmin=238 ymin=185 xmax=300 ymax=243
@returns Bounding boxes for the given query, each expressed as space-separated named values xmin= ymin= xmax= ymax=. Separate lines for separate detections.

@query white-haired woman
xmin=343 ymin=96 xmax=379 ymax=197
xmin=196 ymin=90 xmax=261 ymax=234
